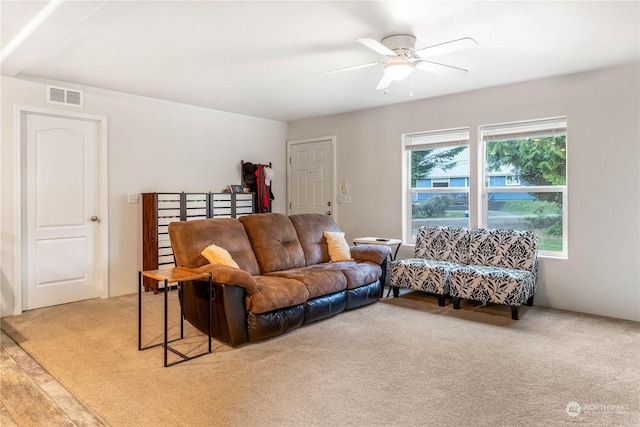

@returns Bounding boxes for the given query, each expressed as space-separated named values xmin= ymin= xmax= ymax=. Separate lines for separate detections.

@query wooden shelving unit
xmin=141 ymin=192 xmax=255 ymax=292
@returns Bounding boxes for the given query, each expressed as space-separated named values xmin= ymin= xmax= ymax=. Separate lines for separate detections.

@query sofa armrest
xmin=188 ymin=264 xmax=258 ymax=294
xmin=350 ymin=244 xmax=391 ymax=265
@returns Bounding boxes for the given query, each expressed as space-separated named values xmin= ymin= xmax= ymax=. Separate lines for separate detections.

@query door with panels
xmin=25 ymin=113 xmax=103 ymax=310
xmin=288 ymin=137 xmax=335 ymax=218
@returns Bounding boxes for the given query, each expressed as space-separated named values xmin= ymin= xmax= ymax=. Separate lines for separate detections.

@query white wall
xmin=1 ymin=76 xmax=287 ymax=316
xmin=288 ymin=63 xmax=640 ymax=322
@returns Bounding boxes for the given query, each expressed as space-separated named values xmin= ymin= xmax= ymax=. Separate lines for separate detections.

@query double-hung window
xmin=481 ymin=117 xmax=567 ymax=257
xmin=402 ymin=118 xmax=568 ymax=258
xmin=403 ymin=128 xmax=470 ymax=243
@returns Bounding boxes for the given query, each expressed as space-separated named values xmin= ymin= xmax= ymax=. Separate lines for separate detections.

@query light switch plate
xmin=343 ymin=194 xmax=352 ymax=204
xmin=127 ymin=193 xmax=139 ymax=204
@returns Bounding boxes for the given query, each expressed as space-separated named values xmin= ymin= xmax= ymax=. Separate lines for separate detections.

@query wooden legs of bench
xmin=392 ymin=287 xmax=445 ymax=307
xmin=452 ymin=296 xmax=461 ymax=309
xmin=394 ymin=291 xmax=534 ymax=317
xmin=452 ymin=295 xmax=534 ymax=320
xmin=509 ymin=295 xmax=535 ymax=320
xmin=512 ymin=295 xmax=535 ymax=319
xmin=453 ymin=298 xmax=521 ymax=319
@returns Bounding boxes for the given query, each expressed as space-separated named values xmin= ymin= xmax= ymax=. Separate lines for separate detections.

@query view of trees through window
xmin=410 ymin=144 xmax=470 ymax=237
xmin=407 ymin=119 xmax=567 ymax=255
xmin=485 ymin=134 xmax=566 ymax=253
xmin=410 ymin=147 xmax=466 ymax=187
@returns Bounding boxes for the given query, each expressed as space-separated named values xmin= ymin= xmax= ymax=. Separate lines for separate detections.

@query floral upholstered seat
xmin=390 ymin=226 xmax=538 ymax=319
xmin=390 ymin=226 xmax=470 ymax=307
xmin=448 ymin=228 xmax=538 ymax=319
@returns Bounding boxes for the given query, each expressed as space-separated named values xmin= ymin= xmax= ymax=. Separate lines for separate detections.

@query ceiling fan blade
xmin=415 ymin=60 xmax=468 ymax=75
xmin=376 ymin=73 xmax=393 ymax=90
xmin=413 ymin=37 xmax=478 ymax=58
xmin=356 ymin=38 xmax=397 ymax=56
xmin=322 ymin=62 xmax=381 ymax=75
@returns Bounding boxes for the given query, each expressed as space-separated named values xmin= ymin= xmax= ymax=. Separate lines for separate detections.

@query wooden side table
xmin=138 ymin=268 xmax=212 ymax=367
xmin=353 ymin=237 xmax=402 ymax=298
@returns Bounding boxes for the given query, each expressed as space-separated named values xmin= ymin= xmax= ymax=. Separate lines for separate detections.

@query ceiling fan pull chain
xmin=410 ymin=73 xmax=414 ymax=98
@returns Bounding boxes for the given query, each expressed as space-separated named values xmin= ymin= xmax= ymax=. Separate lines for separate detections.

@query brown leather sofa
xmin=168 ymin=213 xmax=390 ymax=346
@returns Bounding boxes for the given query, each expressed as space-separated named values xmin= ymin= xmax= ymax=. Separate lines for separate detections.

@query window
xmin=403 ymin=129 xmax=470 ymax=243
xmin=505 ymin=176 xmax=520 ymax=186
xmin=402 ymin=118 xmax=568 ymax=258
xmin=481 ymin=117 xmax=567 ymax=257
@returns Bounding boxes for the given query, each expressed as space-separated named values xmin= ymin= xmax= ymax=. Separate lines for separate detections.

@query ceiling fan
xmin=324 ymin=34 xmax=478 ymax=90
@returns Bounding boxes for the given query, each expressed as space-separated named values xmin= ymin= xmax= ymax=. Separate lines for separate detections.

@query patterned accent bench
xmin=390 ymin=226 xmax=538 ymax=320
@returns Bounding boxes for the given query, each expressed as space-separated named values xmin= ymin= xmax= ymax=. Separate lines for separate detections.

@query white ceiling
xmin=2 ymin=1 xmax=639 ymax=122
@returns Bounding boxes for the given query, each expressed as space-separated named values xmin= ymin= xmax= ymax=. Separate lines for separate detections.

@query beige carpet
xmin=2 ymin=290 xmax=639 ymax=427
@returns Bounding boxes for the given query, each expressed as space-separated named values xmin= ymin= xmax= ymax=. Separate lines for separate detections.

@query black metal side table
xmin=138 ymin=268 xmax=212 ymax=367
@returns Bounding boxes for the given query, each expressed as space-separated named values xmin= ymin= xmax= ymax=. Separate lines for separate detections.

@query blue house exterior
xmin=413 ymin=148 xmax=533 ymax=203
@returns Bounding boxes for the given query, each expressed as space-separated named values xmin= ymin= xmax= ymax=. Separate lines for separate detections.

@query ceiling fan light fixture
xmin=384 ymin=62 xmax=413 ymax=81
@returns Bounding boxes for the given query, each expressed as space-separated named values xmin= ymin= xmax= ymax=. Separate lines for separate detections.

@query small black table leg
xmin=208 ymin=275 xmax=212 ymax=353
xmin=179 ymin=284 xmax=184 ymax=340
xmin=138 ymin=271 xmax=142 ymax=350
xmin=164 ymin=278 xmax=169 ymax=367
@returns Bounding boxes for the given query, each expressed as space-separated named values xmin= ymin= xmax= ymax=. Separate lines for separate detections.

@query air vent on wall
xmin=46 ymin=85 xmax=83 ymax=107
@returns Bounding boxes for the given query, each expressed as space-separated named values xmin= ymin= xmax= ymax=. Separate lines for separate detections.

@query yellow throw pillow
xmin=323 ymin=231 xmax=352 ymax=262
xmin=201 ymin=244 xmax=239 ymax=268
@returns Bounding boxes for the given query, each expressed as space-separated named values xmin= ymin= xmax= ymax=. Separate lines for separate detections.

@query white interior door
xmin=288 ymin=137 xmax=335 ymax=217
xmin=25 ymin=114 xmax=101 ymax=310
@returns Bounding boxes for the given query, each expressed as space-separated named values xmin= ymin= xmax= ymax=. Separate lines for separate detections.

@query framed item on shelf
xmin=229 ymin=185 xmax=244 ymax=193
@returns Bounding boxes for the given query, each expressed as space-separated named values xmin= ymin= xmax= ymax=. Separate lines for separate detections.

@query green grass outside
xmin=413 ymin=210 xmax=466 ymax=219
xmin=539 ymin=236 xmax=563 ymax=252
xmin=413 ymin=199 xmax=564 ymax=252
xmin=500 ymin=200 xmax=557 ymax=215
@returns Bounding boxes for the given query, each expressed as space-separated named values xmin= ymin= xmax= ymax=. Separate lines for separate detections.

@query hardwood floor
xmin=1 ymin=331 xmax=107 ymax=426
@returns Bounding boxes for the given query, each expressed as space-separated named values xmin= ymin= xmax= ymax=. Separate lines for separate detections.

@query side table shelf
xmin=138 ymin=268 xmax=213 ymax=367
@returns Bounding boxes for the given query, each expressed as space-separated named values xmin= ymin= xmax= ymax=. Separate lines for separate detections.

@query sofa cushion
xmin=448 ymin=264 xmax=535 ymax=306
xmin=414 ymin=226 xmax=471 ymax=264
xmin=323 ymin=231 xmax=352 ymax=262
xmin=247 ymin=276 xmax=310 ymax=314
xmin=201 ymin=243 xmax=239 ymax=268
xmin=239 ymin=213 xmax=306 ymax=274
xmin=467 ymin=228 xmax=538 ymax=271
xmin=168 ymin=218 xmax=260 ymax=275
xmin=332 ymin=261 xmax=382 ymax=290
xmin=289 ymin=214 xmax=340 ymax=265
xmin=267 ymin=266 xmax=347 ymax=298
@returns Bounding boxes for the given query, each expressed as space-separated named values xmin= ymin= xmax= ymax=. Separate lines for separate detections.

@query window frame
xmin=401 ymin=118 xmax=568 ymax=259
xmin=402 ymin=128 xmax=470 ymax=243
xmin=480 ymin=117 xmax=568 ymax=258
xmin=505 ymin=175 xmax=521 ymax=186
xmin=432 ymin=179 xmax=450 ymax=188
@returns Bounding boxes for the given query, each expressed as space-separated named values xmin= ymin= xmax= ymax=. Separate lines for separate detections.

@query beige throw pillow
xmin=201 ymin=244 xmax=239 ymax=268
xmin=323 ymin=231 xmax=352 ymax=262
